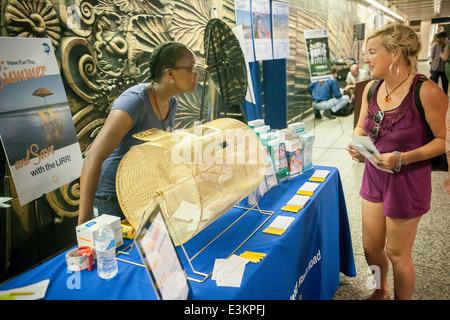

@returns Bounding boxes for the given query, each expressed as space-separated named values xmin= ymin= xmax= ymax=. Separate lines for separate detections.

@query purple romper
xmin=360 ymin=74 xmax=432 ymax=219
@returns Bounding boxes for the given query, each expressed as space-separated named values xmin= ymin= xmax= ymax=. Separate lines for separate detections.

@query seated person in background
xmin=344 ymin=63 xmax=371 ymax=102
xmin=308 ymin=68 xmax=350 ymax=119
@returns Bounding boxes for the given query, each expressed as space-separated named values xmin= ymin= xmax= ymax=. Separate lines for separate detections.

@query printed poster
xmin=252 ymin=0 xmax=273 ymax=61
xmin=138 ymin=211 xmax=191 ymax=300
xmin=234 ymin=0 xmax=255 ymax=62
xmin=304 ymin=29 xmax=332 ymax=82
xmin=271 ymin=1 xmax=290 ymax=59
xmin=0 ymin=37 xmax=83 ymax=206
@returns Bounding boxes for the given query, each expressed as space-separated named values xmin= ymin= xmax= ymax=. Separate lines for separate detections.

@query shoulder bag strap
xmin=414 ymin=76 xmax=427 ymax=120
xmin=367 ymin=79 xmax=380 ymax=102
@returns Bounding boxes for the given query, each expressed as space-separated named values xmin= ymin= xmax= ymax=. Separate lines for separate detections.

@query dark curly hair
xmin=149 ymin=41 xmax=190 ymax=82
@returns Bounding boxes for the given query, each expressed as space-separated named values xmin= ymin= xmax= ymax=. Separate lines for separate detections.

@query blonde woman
xmin=347 ymin=23 xmax=447 ymax=300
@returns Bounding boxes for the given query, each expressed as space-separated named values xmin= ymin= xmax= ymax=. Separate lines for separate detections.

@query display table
xmin=0 ymin=166 xmax=355 ymax=300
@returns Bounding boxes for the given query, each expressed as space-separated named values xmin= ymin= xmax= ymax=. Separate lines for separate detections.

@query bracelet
xmin=393 ymin=151 xmax=403 ymax=172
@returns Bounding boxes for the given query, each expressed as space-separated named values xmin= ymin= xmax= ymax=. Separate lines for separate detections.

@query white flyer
xmin=351 ymin=135 xmax=393 ymax=173
xmin=212 ymin=255 xmax=249 ymax=287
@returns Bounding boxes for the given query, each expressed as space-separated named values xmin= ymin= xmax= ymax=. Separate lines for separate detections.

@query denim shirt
xmin=308 ymin=78 xmax=342 ymax=102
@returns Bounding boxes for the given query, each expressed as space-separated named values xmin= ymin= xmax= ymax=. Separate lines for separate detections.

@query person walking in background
xmin=441 ymin=44 xmax=450 ymax=194
xmin=347 ymin=23 xmax=447 ymax=300
xmin=430 ymin=32 xmax=448 ymax=95
xmin=440 ymin=36 xmax=450 ymax=96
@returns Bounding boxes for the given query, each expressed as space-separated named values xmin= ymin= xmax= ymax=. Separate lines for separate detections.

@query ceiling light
xmin=434 ymin=0 xmax=441 ymax=15
xmin=364 ymin=0 xmax=406 ymax=21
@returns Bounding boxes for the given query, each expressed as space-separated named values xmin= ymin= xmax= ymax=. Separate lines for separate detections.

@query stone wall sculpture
xmin=1 ymin=0 xmax=238 ymax=219
xmin=1 ymin=0 xmax=355 ymax=219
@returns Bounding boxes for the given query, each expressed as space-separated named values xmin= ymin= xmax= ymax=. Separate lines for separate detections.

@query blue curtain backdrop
xmin=263 ymin=59 xmax=287 ymax=129
xmin=242 ymin=59 xmax=287 ymax=130
xmin=239 ymin=0 xmax=288 ymax=129
xmin=241 ymin=61 xmax=263 ymax=121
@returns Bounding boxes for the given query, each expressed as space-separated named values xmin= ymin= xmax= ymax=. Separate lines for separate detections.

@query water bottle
xmin=94 ymin=224 xmax=118 ymax=279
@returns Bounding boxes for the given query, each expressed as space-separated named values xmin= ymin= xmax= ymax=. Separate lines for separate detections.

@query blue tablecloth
xmin=0 ymin=166 xmax=355 ymax=300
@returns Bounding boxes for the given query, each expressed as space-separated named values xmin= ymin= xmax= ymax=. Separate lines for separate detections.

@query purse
xmin=367 ymin=76 xmax=448 ymax=171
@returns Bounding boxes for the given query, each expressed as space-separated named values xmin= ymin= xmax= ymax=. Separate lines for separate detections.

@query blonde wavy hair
xmin=367 ymin=23 xmax=421 ymax=73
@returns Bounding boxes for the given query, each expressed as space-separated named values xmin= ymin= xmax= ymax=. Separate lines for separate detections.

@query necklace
xmin=151 ymin=82 xmax=167 ymax=131
xmin=384 ymin=73 xmax=410 ymax=102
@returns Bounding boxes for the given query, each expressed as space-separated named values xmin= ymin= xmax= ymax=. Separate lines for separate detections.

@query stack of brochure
xmin=0 ymin=279 xmax=49 ymax=300
xmin=309 ymin=169 xmax=330 ymax=182
xmin=297 ymin=182 xmax=320 ymax=196
xmin=212 ymin=255 xmax=249 ymax=287
xmin=263 ymin=216 xmax=295 ymax=235
xmin=281 ymin=194 xmax=310 ymax=213
xmin=239 ymin=251 xmax=266 ymax=263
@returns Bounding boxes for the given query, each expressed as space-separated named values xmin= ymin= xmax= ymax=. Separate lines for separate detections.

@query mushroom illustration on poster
xmin=0 ymin=37 xmax=83 ymax=206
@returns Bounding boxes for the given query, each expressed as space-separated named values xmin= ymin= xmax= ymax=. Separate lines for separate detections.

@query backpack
xmin=367 ymin=76 xmax=448 ymax=171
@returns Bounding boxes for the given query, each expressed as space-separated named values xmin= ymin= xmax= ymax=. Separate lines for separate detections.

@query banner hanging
xmin=304 ymin=29 xmax=332 ymax=82
xmin=271 ymin=1 xmax=290 ymax=60
xmin=235 ymin=0 xmax=255 ymax=63
xmin=0 ymin=37 xmax=83 ymax=206
xmin=252 ymin=0 xmax=273 ymax=61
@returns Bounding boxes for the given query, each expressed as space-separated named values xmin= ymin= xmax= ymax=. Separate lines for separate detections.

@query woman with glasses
xmin=78 ymin=41 xmax=199 ymax=225
xmin=347 ymin=23 xmax=447 ymax=300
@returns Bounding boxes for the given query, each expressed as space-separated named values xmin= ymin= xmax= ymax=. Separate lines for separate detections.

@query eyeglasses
xmin=369 ymin=111 xmax=384 ymax=140
xmin=171 ymin=65 xmax=199 ymax=74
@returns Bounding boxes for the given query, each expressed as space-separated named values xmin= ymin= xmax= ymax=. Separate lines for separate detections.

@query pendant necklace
xmin=151 ymin=82 xmax=167 ymax=131
xmin=384 ymin=73 xmax=410 ymax=102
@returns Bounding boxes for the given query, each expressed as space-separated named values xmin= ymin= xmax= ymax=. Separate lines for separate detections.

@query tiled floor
xmin=299 ymin=70 xmax=450 ymax=300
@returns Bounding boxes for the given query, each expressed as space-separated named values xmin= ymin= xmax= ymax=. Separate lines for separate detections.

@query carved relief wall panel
xmin=0 ymin=0 xmax=358 ymax=281
xmin=0 ymin=0 xmax=238 ymax=281
xmin=0 ymin=0 xmax=236 ymax=220
xmin=0 ymin=0 xmax=357 ymax=218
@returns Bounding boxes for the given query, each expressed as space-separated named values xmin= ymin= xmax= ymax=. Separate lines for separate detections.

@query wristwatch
xmin=393 ymin=151 xmax=403 ymax=173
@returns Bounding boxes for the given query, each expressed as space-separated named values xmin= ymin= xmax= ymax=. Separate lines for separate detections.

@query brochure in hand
xmin=350 ymin=135 xmax=393 ymax=173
